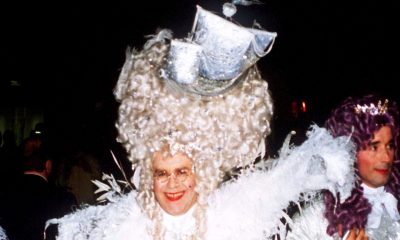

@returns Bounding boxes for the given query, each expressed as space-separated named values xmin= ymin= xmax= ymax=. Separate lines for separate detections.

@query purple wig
xmin=323 ymin=94 xmax=400 ymax=236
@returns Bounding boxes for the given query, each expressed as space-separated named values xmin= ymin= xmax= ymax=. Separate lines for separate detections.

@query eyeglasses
xmin=153 ymin=168 xmax=192 ymax=183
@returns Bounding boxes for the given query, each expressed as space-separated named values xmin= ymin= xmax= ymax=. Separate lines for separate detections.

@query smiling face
xmin=357 ymin=126 xmax=395 ymax=188
xmin=152 ymin=151 xmax=198 ymax=216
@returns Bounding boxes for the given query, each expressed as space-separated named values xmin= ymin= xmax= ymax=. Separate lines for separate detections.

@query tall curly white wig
xmin=113 ymin=37 xmax=273 ymax=239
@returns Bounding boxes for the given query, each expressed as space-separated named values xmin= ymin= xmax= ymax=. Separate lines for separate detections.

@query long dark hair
xmin=323 ymin=94 xmax=400 ymax=235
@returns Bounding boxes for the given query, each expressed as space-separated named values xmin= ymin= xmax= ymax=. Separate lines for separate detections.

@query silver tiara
xmin=354 ymin=99 xmax=389 ymax=115
xmin=161 ymin=5 xmax=277 ymax=96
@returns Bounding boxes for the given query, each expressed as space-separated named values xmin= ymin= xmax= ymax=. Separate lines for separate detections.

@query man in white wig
xmin=49 ymin=2 xmax=357 ymax=240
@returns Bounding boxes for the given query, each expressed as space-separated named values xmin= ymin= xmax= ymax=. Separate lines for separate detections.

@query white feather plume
xmin=206 ymin=125 xmax=356 ymax=239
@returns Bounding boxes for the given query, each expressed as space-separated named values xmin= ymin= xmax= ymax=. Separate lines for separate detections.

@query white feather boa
xmin=0 ymin=226 xmax=7 ymax=240
xmin=49 ymin=125 xmax=356 ymax=239
xmin=285 ymin=201 xmax=332 ymax=240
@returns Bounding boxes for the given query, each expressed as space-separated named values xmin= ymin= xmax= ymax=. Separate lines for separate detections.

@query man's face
xmin=152 ymin=151 xmax=197 ymax=216
xmin=357 ymin=126 xmax=395 ymax=188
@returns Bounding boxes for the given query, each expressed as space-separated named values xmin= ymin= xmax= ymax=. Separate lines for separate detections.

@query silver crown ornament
xmin=162 ymin=4 xmax=277 ymax=96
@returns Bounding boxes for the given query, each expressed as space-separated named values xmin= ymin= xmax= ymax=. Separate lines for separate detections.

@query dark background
xmin=1 ymin=0 xmax=398 ymax=167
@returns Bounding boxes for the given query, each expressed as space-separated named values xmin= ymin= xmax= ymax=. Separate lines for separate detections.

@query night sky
xmin=1 ymin=1 xmax=398 ymax=162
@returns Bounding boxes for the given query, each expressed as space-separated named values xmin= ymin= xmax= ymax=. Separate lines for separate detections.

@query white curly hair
xmin=113 ymin=35 xmax=273 ymax=239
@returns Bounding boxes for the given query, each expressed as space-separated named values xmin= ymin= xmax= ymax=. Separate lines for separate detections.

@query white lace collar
xmin=362 ymin=183 xmax=400 ymax=228
xmin=161 ymin=206 xmax=196 ymax=239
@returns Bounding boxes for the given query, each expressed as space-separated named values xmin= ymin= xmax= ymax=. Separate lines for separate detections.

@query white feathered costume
xmin=48 ymin=126 xmax=356 ymax=240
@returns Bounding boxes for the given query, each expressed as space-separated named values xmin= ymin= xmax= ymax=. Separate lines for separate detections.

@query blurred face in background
xmin=152 ymin=150 xmax=197 ymax=216
xmin=357 ymin=126 xmax=395 ymax=188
